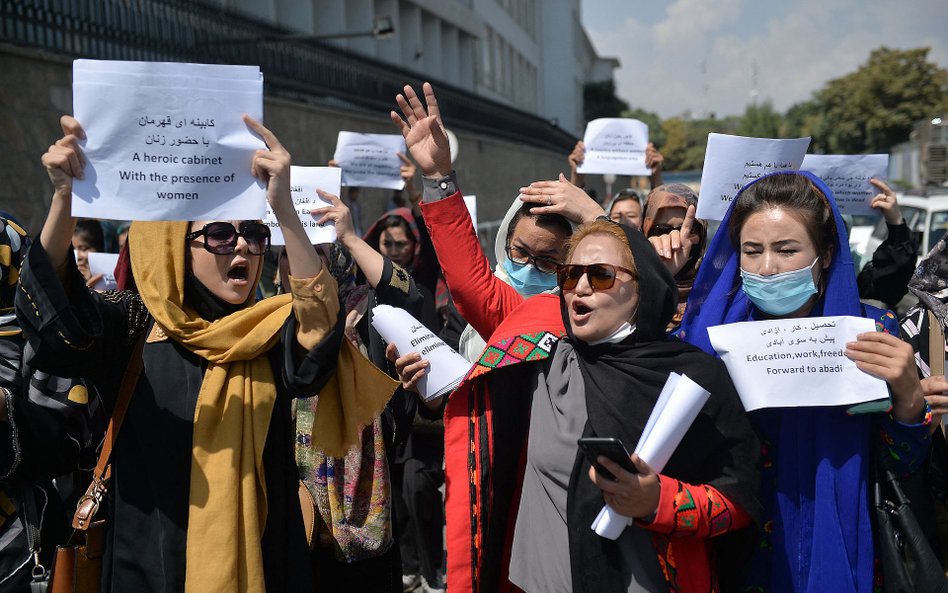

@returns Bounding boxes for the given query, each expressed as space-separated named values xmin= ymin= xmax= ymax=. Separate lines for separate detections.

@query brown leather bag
xmin=48 ymin=336 xmax=145 ymax=593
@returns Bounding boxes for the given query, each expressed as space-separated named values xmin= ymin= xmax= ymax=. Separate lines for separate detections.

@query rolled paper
xmin=371 ymin=304 xmax=472 ymax=401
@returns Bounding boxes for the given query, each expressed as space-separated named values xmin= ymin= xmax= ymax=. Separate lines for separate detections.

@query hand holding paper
xmin=371 ymin=305 xmax=472 ymax=401
xmin=591 ymin=373 xmax=711 ymax=540
xmin=265 ymin=166 xmax=341 ymax=245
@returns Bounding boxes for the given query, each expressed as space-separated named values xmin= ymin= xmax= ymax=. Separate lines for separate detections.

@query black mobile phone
xmin=577 ymin=437 xmax=637 ymax=481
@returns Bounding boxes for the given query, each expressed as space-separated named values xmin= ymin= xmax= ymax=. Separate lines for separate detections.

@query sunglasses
xmin=646 ymin=221 xmax=704 ymax=239
xmin=557 ymin=263 xmax=635 ymax=291
xmin=506 ymin=245 xmax=561 ymax=274
xmin=186 ymin=221 xmax=271 ymax=255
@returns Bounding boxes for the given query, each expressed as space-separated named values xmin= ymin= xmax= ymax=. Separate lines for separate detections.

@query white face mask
xmin=740 ymin=258 xmax=819 ymax=316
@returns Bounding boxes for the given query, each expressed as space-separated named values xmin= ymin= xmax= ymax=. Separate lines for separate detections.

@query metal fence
xmin=0 ymin=0 xmax=576 ymax=152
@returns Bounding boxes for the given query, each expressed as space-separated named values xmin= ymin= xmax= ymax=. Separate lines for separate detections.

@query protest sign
xmin=371 ymin=305 xmax=472 ymax=401
xmin=264 ymin=166 xmax=342 ymax=245
xmin=592 ymin=372 xmax=710 ymax=540
xmin=333 ymin=132 xmax=407 ymax=190
xmin=696 ymin=134 xmax=810 ymax=221
xmin=86 ymin=252 xmax=119 ymax=291
xmin=576 ymin=118 xmax=651 ymax=176
xmin=71 ymin=59 xmax=266 ymax=221
xmin=801 ymin=154 xmax=889 ymax=216
xmin=707 ymin=315 xmax=888 ymax=411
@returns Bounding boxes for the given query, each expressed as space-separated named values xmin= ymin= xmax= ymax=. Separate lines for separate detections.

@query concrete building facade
xmin=210 ymin=0 xmax=618 ymax=136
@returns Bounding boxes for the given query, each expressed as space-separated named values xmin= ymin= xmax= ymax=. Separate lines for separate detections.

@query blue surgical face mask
xmin=502 ymin=258 xmax=557 ymax=297
xmin=740 ymin=258 xmax=820 ymax=316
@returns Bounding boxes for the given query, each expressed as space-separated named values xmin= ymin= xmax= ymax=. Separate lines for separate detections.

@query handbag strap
xmin=71 ymin=334 xmax=146 ymax=531
xmin=930 ymin=310 xmax=946 ymax=378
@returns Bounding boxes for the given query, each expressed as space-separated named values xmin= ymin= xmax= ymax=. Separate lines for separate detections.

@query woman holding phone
xmin=388 ymin=83 xmax=762 ymax=593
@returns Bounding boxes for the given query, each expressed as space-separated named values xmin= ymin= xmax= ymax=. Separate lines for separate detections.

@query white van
xmin=859 ymin=193 xmax=948 ymax=267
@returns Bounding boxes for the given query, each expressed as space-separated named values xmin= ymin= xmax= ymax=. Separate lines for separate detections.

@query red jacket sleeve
xmin=420 ymin=194 xmax=525 ymax=341
xmin=637 ymin=474 xmax=752 ymax=538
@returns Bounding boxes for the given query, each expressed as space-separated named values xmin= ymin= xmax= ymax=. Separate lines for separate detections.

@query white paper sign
xmin=463 ymin=195 xmax=478 ymax=235
xmin=592 ymin=372 xmax=710 ymax=540
xmin=71 ymin=59 xmax=266 ymax=221
xmin=86 ymin=252 xmax=119 ymax=290
xmin=333 ymin=132 xmax=407 ymax=190
xmin=696 ymin=134 xmax=811 ymax=221
xmin=371 ymin=305 xmax=472 ymax=401
xmin=265 ymin=166 xmax=342 ymax=245
xmin=576 ymin=118 xmax=651 ymax=176
xmin=801 ymin=154 xmax=889 ymax=216
xmin=707 ymin=315 xmax=887 ymax=411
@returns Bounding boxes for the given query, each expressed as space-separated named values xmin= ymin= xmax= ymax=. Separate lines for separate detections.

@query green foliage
xmin=814 ymin=47 xmax=948 ymax=153
xmin=583 ymin=80 xmax=629 ymax=121
xmin=738 ymin=100 xmax=782 ymax=138
xmin=593 ymin=46 xmax=947 ymax=172
xmin=622 ymin=107 xmax=666 ymax=147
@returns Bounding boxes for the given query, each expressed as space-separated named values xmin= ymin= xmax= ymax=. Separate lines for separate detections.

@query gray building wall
xmin=0 ymin=47 xmax=602 ymax=238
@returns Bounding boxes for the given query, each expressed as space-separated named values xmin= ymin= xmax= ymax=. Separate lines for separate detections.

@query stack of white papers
xmin=371 ymin=305 xmax=472 ymax=401
xmin=333 ymin=132 xmax=407 ymax=190
xmin=264 ymin=166 xmax=341 ymax=245
xmin=71 ymin=59 xmax=266 ymax=221
xmin=592 ymin=373 xmax=710 ymax=540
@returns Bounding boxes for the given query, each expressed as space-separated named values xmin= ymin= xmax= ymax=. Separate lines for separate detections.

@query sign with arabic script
xmin=71 ymin=59 xmax=267 ymax=221
xmin=707 ymin=315 xmax=888 ymax=411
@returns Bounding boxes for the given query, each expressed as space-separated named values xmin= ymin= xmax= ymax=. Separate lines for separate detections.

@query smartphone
xmin=577 ymin=437 xmax=637 ymax=481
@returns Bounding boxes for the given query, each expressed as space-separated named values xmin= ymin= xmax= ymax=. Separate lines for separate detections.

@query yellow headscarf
xmin=129 ymin=221 xmax=396 ymax=592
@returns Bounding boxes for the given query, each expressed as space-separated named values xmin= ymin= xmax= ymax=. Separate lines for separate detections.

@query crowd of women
xmin=0 ymin=79 xmax=945 ymax=593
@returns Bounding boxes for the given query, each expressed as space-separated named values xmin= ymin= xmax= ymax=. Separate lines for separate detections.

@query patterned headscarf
xmin=908 ymin=229 xmax=948 ymax=329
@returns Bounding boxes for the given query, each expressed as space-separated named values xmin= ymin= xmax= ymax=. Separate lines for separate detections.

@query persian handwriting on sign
xmin=71 ymin=59 xmax=266 ymax=221
xmin=264 ymin=166 xmax=342 ymax=246
xmin=801 ymin=154 xmax=889 ymax=217
xmin=707 ymin=315 xmax=888 ymax=411
xmin=576 ymin=118 xmax=651 ymax=177
xmin=332 ymin=132 xmax=407 ymax=190
xmin=696 ymin=134 xmax=811 ymax=221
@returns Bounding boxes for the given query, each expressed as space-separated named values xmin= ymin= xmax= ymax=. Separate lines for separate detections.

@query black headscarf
xmin=563 ymin=223 xmax=761 ymax=593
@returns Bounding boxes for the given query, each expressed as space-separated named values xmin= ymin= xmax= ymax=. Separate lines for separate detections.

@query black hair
xmin=73 ymin=218 xmax=105 ymax=252
xmin=506 ymin=204 xmax=572 ymax=246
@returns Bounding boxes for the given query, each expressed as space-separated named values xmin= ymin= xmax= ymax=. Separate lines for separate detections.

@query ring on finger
xmin=547 ymin=195 xmax=552 ymax=205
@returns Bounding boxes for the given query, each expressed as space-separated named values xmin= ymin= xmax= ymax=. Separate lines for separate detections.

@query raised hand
xmin=518 ymin=173 xmax=604 ymax=223
xmin=869 ymin=178 xmax=903 ymax=225
xmin=648 ymin=204 xmax=698 ymax=275
xmin=645 ymin=142 xmax=664 ymax=171
xmin=311 ymin=190 xmax=355 ymax=243
xmin=244 ymin=115 xmax=293 ymax=216
xmin=41 ymin=115 xmax=87 ymax=197
xmin=390 ymin=83 xmax=452 ymax=178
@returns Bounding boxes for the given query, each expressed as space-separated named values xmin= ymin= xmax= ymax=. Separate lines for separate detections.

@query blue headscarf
xmin=679 ymin=170 xmax=873 ymax=593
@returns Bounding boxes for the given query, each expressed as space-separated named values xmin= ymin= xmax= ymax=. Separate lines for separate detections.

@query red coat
xmin=421 ymin=194 xmax=752 ymax=593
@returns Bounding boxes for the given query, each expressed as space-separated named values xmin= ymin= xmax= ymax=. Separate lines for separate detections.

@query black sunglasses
xmin=557 ymin=263 xmax=635 ymax=291
xmin=186 ymin=221 xmax=271 ymax=255
xmin=505 ymin=245 xmax=560 ymax=274
xmin=646 ymin=220 xmax=704 ymax=239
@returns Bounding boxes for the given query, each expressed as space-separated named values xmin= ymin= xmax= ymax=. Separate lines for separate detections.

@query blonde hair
xmin=565 ymin=220 xmax=636 ymax=274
